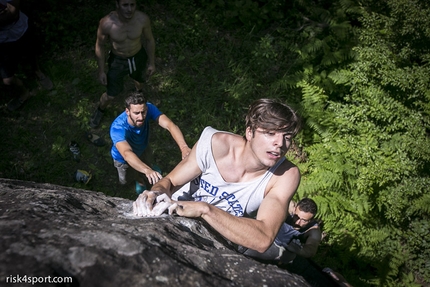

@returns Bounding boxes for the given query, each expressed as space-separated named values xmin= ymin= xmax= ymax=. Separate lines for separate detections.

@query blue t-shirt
xmin=110 ymin=103 xmax=162 ymax=163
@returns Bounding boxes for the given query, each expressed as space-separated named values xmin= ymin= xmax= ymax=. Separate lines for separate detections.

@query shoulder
xmin=209 ymin=127 xmax=242 ymax=143
xmin=146 ymin=102 xmax=158 ymax=110
xmin=111 ymin=112 xmax=127 ymax=129
xmin=99 ymin=12 xmax=117 ymax=30
xmin=211 ymin=128 xmax=243 ymax=154
xmin=264 ymin=160 xmax=300 ymax=199
xmin=273 ymin=159 xmax=300 ymax=182
xmin=146 ymin=103 xmax=162 ymax=116
xmin=134 ymin=10 xmax=150 ymax=26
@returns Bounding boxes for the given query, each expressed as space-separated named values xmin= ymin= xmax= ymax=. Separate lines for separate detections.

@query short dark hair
xmin=245 ymin=98 xmax=301 ymax=137
xmin=296 ymin=198 xmax=318 ymax=217
xmin=125 ymin=92 xmax=147 ymax=110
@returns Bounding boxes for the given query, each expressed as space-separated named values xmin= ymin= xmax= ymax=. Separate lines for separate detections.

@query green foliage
xmin=197 ymin=0 xmax=287 ymax=29
xmin=266 ymin=0 xmax=359 ymax=103
xmin=289 ymin=0 xmax=430 ymax=285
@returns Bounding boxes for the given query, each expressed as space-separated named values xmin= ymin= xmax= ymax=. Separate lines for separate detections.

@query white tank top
xmin=187 ymin=126 xmax=285 ymax=217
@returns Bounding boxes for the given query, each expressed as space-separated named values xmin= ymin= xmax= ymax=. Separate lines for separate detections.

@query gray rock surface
xmin=0 ymin=178 xmax=313 ymax=287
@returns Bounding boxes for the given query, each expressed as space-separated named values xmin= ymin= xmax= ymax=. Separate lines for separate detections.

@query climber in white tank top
xmin=133 ymin=98 xmax=302 ymax=254
xmin=173 ymin=126 xmax=285 ymax=218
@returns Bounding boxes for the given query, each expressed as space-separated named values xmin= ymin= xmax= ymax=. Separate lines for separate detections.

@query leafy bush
xmin=286 ymin=0 xmax=430 ymax=285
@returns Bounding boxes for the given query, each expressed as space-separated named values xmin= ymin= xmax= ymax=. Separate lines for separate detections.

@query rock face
xmin=0 ymin=178 xmax=327 ymax=287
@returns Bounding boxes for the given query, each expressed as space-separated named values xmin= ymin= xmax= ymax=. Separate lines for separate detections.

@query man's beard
xmin=130 ymin=117 xmax=143 ymax=127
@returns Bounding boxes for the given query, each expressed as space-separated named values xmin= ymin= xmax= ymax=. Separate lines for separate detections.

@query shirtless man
xmin=90 ymin=0 xmax=155 ymax=128
xmin=133 ymin=98 xmax=302 ymax=254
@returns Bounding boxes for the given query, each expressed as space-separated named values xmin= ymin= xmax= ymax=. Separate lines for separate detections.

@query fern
xmin=294 ymin=0 xmax=430 ymax=284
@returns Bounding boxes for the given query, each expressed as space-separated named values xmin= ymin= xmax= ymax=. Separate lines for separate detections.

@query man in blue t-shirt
xmin=110 ymin=92 xmax=190 ymax=192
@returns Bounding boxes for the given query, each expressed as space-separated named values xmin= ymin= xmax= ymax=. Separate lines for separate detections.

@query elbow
xmin=300 ymin=247 xmax=318 ymax=258
xmin=121 ymin=152 xmax=134 ymax=164
xmin=253 ymin=237 xmax=275 ymax=253
xmin=301 ymin=253 xmax=315 ymax=259
xmin=250 ymin=226 xmax=278 ymax=253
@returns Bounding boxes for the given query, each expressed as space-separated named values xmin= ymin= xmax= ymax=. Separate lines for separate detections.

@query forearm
xmin=151 ymin=177 xmax=175 ymax=197
xmin=123 ymin=151 xmax=151 ymax=175
xmin=287 ymin=231 xmax=321 ymax=258
xmin=199 ymin=204 xmax=275 ymax=252
xmin=95 ymin=43 xmax=106 ymax=73
xmin=146 ymin=39 xmax=155 ymax=66
xmin=168 ymin=124 xmax=189 ymax=151
xmin=292 ymin=239 xmax=320 ymax=258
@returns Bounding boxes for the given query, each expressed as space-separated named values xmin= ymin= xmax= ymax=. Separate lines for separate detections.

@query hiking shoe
xmin=136 ymin=181 xmax=147 ymax=195
xmin=69 ymin=141 xmax=80 ymax=162
xmin=74 ymin=169 xmax=92 ymax=184
xmin=7 ymin=92 xmax=33 ymax=111
xmin=89 ymin=108 xmax=104 ymax=128
xmin=38 ymin=75 xmax=53 ymax=90
xmin=85 ymin=132 xmax=106 ymax=147
xmin=152 ymin=164 xmax=162 ymax=175
xmin=7 ymin=98 xmax=25 ymax=111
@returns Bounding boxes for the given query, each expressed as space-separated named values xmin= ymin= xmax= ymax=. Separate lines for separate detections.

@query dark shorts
xmin=0 ymin=40 xmax=18 ymax=79
xmin=0 ymin=30 xmax=28 ymax=79
xmin=106 ymin=48 xmax=148 ymax=97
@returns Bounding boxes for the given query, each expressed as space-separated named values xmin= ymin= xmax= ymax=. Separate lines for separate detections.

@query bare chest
xmin=109 ymin=23 xmax=142 ymax=43
xmin=216 ymin=160 xmax=265 ymax=183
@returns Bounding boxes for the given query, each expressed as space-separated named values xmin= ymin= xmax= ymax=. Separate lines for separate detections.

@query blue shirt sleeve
xmin=146 ymin=102 xmax=163 ymax=121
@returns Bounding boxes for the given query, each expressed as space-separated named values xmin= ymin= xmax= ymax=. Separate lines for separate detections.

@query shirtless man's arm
xmin=140 ymin=13 xmax=155 ymax=75
xmin=95 ymin=15 xmax=112 ymax=86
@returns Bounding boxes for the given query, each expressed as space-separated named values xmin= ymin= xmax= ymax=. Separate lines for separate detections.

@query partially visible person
xmin=110 ymin=92 xmax=190 ymax=193
xmin=19 ymin=1 xmax=53 ymax=90
xmin=1 ymin=0 xmax=52 ymax=111
xmin=277 ymin=198 xmax=321 ymax=261
xmin=133 ymin=98 xmax=302 ymax=255
xmin=238 ymin=198 xmax=321 ymax=263
xmin=90 ymin=0 xmax=156 ymax=128
xmin=0 ymin=0 xmax=30 ymax=111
